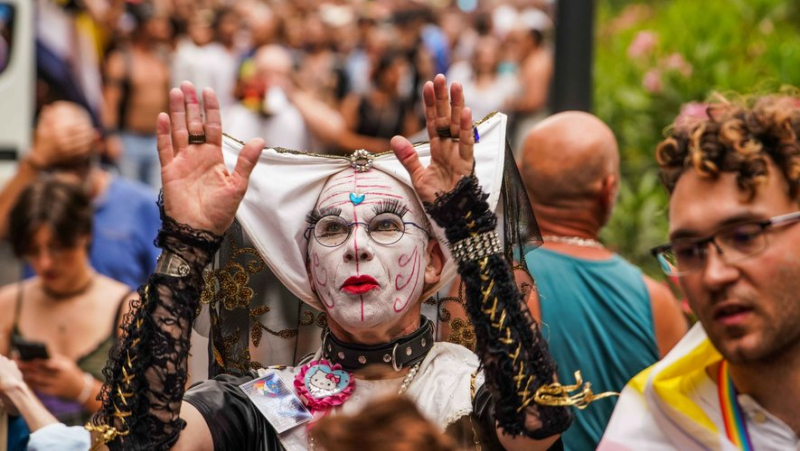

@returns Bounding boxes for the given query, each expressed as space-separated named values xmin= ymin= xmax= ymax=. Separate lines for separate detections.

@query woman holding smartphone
xmin=0 ymin=178 xmax=133 ymax=426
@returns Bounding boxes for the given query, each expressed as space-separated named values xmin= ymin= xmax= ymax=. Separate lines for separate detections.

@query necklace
xmin=397 ymin=362 xmax=422 ymax=395
xmin=42 ymin=274 xmax=95 ymax=299
xmin=542 ymin=235 xmax=604 ymax=249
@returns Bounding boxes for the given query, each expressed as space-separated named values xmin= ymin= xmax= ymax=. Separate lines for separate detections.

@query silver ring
xmin=188 ymin=133 xmax=206 ymax=145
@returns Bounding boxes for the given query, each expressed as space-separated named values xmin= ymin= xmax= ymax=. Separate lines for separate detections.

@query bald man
xmin=520 ymin=112 xmax=687 ymax=451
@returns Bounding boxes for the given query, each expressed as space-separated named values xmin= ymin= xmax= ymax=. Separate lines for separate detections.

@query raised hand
xmin=157 ymin=81 xmax=264 ymax=235
xmin=28 ymin=102 xmax=98 ymax=168
xmin=390 ymin=74 xmax=474 ymax=204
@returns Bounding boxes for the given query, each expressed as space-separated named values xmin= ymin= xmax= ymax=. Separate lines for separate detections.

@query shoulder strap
xmin=12 ymin=281 xmax=24 ymax=332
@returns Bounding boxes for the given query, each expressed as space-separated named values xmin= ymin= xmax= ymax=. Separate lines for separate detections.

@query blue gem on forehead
xmin=350 ymin=192 xmax=365 ymax=205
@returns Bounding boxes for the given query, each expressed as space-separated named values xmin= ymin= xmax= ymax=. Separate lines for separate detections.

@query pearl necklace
xmin=542 ymin=235 xmax=604 ymax=249
xmin=397 ymin=362 xmax=422 ymax=395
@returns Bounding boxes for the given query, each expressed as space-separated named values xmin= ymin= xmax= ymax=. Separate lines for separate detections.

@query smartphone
xmin=11 ymin=336 xmax=50 ymax=361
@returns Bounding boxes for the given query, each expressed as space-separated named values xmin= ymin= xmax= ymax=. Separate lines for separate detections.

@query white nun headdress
xmin=222 ymin=112 xmax=511 ymax=312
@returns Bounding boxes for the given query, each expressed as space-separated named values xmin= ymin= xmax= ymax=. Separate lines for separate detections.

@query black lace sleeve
xmin=425 ymin=175 xmax=573 ymax=440
xmin=88 ymin=207 xmax=224 ymax=450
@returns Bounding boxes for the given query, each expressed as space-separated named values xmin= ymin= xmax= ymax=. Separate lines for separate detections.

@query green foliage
xmin=594 ymin=0 xmax=800 ymax=275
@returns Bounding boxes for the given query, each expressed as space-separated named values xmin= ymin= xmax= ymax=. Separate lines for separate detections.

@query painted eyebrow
xmin=305 ymin=206 xmax=343 ymax=225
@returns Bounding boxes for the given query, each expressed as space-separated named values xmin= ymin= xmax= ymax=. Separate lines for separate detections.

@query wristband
xmin=76 ymin=372 xmax=95 ymax=405
xmin=155 ymin=251 xmax=191 ymax=278
xmin=450 ymin=231 xmax=502 ymax=263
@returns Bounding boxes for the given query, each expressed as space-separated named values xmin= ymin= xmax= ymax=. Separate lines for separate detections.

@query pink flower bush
xmin=642 ymin=69 xmax=663 ymax=93
xmin=674 ymin=102 xmax=710 ymax=130
xmin=608 ymin=5 xmax=653 ymax=34
xmin=628 ymin=30 xmax=658 ymax=58
xmin=663 ymin=52 xmax=693 ymax=77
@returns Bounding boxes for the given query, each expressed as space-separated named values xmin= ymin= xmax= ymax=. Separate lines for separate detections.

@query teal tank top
xmin=524 ymin=247 xmax=659 ymax=451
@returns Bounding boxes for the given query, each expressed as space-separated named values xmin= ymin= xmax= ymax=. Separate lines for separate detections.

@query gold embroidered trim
xmin=200 ymin=241 xmax=265 ymax=310
xmin=449 ymin=318 xmax=477 ymax=350
xmin=204 ymin=234 xmax=328 ymax=371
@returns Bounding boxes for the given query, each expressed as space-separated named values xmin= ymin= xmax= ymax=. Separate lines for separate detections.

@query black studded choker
xmin=323 ymin=317 xmax=435 ymax=372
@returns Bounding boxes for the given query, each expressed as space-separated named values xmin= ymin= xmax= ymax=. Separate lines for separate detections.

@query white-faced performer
xmin=86 ymin=75 xmax=593 ymax=450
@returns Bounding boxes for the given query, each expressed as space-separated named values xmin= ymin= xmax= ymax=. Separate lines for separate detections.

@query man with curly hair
xmin=600 ymin=95 xmax=800 ymax=449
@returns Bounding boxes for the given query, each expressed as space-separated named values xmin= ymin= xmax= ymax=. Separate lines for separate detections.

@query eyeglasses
xmin=651 ymin=211 xmax=800 ymax=276
xmin=305 ymin=213 xmax=430 ymax=247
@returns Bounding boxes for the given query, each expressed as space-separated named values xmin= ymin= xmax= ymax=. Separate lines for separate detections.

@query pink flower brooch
xmin=294 ymin=360 xmax=354 ymax=413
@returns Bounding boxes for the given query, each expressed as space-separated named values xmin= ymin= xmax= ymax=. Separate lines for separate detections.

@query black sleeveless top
xmin=11 ymin=285 xmax=130 ymax=426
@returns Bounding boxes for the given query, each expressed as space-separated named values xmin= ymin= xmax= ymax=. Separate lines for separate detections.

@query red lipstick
xmin=341 ymin=275 xmax=379 ymax=295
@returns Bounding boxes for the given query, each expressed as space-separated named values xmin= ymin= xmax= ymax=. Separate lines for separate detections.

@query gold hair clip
xmin=532 ymin=371 xmax=618 ymax=410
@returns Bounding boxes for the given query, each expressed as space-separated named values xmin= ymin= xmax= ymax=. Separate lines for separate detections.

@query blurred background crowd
xmin=29 ymin=0 xmax=554 ymax=180
xmin=0 ymin=0 xmax=561 ymax=284
xmin=0 ymin=0 xmax=795 ymax=282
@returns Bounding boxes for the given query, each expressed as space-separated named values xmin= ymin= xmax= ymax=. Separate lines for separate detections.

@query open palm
xmin=391 ymin=74 xmax=475 ymax=204
xmin=157 ymin=82 xmax=264 ymax=235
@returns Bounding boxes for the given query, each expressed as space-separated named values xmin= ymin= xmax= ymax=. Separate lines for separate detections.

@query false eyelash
xmin=306 ymin=207 xmax=342 ymax=225
xmin=372 ymin=199 xmax=409 ymax=217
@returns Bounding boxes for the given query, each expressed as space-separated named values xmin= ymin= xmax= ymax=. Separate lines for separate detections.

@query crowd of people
xmin=0 ymin=1 xmax=798 ymax=451
xmin=31 ymin=0 xmax=554 ymax=190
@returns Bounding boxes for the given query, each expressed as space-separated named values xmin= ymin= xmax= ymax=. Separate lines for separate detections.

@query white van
xmin=0 ymin=0 xmax=33 ymax=185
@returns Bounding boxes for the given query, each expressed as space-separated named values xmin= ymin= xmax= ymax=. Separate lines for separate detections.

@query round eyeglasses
xmin=305 ymin=213 xmax=430 ymax=247
xmin=650 ymin=210 xmax=800 ymax=276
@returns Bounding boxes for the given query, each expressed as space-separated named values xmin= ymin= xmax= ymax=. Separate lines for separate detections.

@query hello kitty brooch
xmin=294 ymin=360 xmax=354 ymax=413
